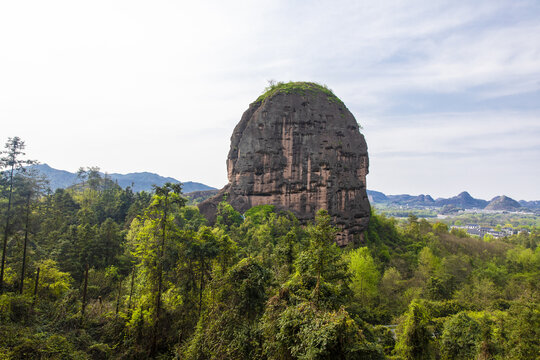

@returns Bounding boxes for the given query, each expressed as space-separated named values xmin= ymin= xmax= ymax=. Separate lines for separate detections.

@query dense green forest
xmin=1 ymin=137 xmax=539 ymax=359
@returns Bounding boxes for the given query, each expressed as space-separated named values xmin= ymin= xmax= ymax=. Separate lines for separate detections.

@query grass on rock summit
xmin=254 ymin=81 xmax=345 ymax=106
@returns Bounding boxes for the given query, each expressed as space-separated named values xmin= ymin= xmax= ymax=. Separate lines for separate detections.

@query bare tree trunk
xmin=81 ymin=263 xmax=89 ymax=323
xmin=152 ymin=198 xmax=168 ymax=356
xmin=32 ymin=267 xmax=40 ymax=306
xmin=199 ymin=260 xmax=205 ymax=317
xmin=20 ymin=193 xmax=31 ymax=294
xmin=156 ymin=204 xmax=167 ymax=320
xmin=0 ymin=165 xmax=14 ymax=293
xmin=315 ymin=258 xmax=322 ymax=305
xmin=128 ymin=267 xmax=135 ymax=315
xmin=115 ymin=278 xmax=122 ymax=315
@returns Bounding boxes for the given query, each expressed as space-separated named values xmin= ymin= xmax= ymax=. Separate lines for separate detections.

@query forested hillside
xmin=1 ymin=138 xmax=539 ymax=359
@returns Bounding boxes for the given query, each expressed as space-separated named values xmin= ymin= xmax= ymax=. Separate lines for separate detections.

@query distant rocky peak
xmin=457 ymin=191 xmax=473 ymax=199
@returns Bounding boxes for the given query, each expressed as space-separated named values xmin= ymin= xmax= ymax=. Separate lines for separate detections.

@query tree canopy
xmin=0 ymin=137 xmax=538 ymax=359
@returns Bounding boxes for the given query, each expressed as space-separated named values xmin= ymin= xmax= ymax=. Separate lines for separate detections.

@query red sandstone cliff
xmin=199 ymin=82 xmax=370 ymax=245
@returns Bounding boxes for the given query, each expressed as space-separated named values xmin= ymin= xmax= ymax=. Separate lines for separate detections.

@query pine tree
xmin=0 ymin=137 xmax=35 ymax=293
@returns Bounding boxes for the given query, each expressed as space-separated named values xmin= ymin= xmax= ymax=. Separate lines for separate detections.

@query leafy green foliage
xmin=262 ymin=301 xmax=384 ymax=360
xmin=290 ymin=210 xmax=350 ymax=308
xmin=349 ymin=247 xmax=380 ymax=305
xmin=216 ymin=201 xmax=243 ymax=229
xmin=244 ymin=205 xmax=276 ymax=225
xmin=0 ymin=138 xmax=539 ymax=358
xmin=396 ymin=300 xmax=432 ymax=360
xmin=183 ymin=257 xmax=271 ymax=360
xmin=440 ymin=312 xmax=481 ymax=360
xmin=34 ymin=259 xmax=73 ymax=300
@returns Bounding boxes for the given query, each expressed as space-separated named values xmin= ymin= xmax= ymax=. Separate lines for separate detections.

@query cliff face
xmin=199 ymin=82 xmax=370 ymax=245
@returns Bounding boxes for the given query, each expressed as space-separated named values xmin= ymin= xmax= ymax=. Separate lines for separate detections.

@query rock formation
xmin=199 ymin=82 xmax=370 ymax=245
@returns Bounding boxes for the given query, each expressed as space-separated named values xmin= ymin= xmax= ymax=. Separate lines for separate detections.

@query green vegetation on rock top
xmin=254 ymin=81 xmax=345 ymax=106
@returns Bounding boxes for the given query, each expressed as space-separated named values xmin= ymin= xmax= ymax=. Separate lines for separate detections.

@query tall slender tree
xmin=128 ymin=182 xmax=185 ymax=355
xmin=291 ymin=209 xmax=350 ymax=309
xmin=150 ymin=183 xmax=185 ymax=325
xmin=0 ymin=137 xmax=35 ymax=293
xmin=18 ymin=170 xmax=47 ymax=294
xmin=186 ymin=226 xmax=219 ymax=316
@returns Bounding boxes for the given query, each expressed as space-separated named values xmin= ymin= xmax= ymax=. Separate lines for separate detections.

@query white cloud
xmin=0 ymin=0 xmax=539 ymax=197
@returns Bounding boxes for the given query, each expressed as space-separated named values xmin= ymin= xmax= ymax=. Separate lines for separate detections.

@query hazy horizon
xmin=2 ymin=1 xmax=539 ymax=200
xmin=30 ymin=162 xmax=537 ymax=202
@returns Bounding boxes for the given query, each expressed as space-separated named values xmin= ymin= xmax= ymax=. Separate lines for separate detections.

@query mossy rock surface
xmin=254 ymin=81 xmax=344 ymax=106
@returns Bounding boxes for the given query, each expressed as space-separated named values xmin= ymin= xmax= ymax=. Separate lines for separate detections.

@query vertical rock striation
xmin=199 ymin=82 xmax=370 ymax=245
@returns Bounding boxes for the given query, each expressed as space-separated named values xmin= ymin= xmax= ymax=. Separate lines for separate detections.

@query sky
xmin=1 ymin=0 xmax=539 ymax=200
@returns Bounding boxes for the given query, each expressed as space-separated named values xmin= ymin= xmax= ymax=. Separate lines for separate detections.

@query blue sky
xmin=1 ymin=0 xmax=539 ymax=200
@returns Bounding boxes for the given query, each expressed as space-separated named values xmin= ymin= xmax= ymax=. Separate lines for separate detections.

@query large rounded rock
xmin=199 ymin=82 xmax=370 ymax=245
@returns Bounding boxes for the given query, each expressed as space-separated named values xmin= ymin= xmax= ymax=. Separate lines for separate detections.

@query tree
xmin=127 ymin=182 xmax=185 ymax=355
xmin=396 ymin=300 xmax=432 ymax=360
xmin=292 ymin=209 xmax=350 ymax=308
xmin=261 ymin=301 xmax=384 ymax=360
xmin=309 ymin=210 xmax=338 ymax=304
xmin=276 ymin=230 xmax=296 ymax=276
xmin=416 ymin=247 xmax=440 ymax=282
xmin=77 ymin=166 xmax=102 ymax=191
xmin=503 ymin=302 xmax=540 ymax=359
xmin=183 ymin=257 xmax=272 ymax=360
xmin=150 ymin=183 xmax=186 ymax=323
xmin=433 ymin=222 xmax=448 ymax=234
xmin=440 ymin=312 xmax=481 ymax=360
xmin=176 ymin=206 xmax=208 ymax=231
xmin=33 ymin=259 xmax=73 ymax=300
xmin=0 ymin=137 xmax=36 ymax=293
xmin=214 ymin=230 xmax=238 ymax=274
xmin=380 ymin=267 xmax=405 ymax=316
xmin=216 ymin=201 xmax=243 ymax=229
xmin=16 ymin=170 xmax=48 ymax=294
xmin=349 ymin=247 xmax=380 ymax=305
xmin=76 ymin=222 xmax=98 ymax=273
xmin=244 ymin=205 xmax=275 ymax=225
xmin=262 ymin=235 xmax=384 ymax=359
xmin=95 ymin=218 xmax=123 ymax=269
xmin=185 ymin=226 xmax=220 ymax=316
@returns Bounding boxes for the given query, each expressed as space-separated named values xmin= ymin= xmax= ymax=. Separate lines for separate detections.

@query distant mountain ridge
xmin=25 ymin=165 xmax=537 ymax=210
xmin=485 ymin=195 xmax=522 ymax=211
xmin=366 ymin=190 xmax=538 ymax=211
xmin=387 ymin=194 xmax=435 ymax=206
xmin=519 ymin=200 xmax=540 ymax=209
xmin=434 ymin=191 xmax=488 ymax=209
xmin=29 ymin=164 xmax=216 ymax=193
